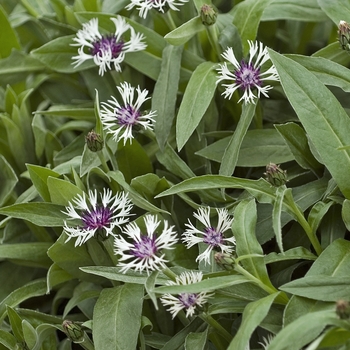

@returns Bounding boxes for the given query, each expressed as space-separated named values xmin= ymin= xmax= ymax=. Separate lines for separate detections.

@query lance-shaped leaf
xmin=269 ymin=49 xmax=350 ymax=199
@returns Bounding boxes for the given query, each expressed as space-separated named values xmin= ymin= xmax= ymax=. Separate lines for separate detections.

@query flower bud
xmin=200 ymin=4 xmax=217 ymax=26
xmin=62 ymin=320 xmax=84 ymax=343
xmin=214 ymin=252 xmax=235 ymax=270
xmin=338 ymin=20 xmax=350 ymax=52
xmin=264 ymin=163 xmax=287 ymax=187
xmin=86 ymin=130 xmax=104 ymax=152
xmin=336 ymin=300 xmax=350 ymax=319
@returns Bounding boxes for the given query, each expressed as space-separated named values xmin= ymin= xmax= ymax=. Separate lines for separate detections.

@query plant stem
xmin=164 ymin=11 xmax=177 ymax=31
xmin=234 ymin=264 xmax=289 ymax=305
xmin=286 ymin=196 xmax=323 ymax=256
xmin=200 ymin=313 xmax=232 ymax=343
xmin=206 ymin=24 xmax=221 ymax=60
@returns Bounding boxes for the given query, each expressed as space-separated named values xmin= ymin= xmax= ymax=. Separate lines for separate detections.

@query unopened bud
xmin=264 ymin=163 xmax=287 ymax=187
xmin=86 ymin=130 xmax=104 ymax=152
xmin=336 ymin=300 xmax=350 ymax=319
xmin=339 ymin=20 xmax=350 ymax=52
xmin=200 ymin=4 xmax=218 ymax=26
xmin=62 ymin=320 xmax=84 ymax=343
xmin=214 ymin=252 xmax=235 ymax=270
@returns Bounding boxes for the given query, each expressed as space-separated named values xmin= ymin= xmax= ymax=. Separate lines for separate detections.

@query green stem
xmin=97 ymin=150 xmax=110 ymax=173
xmin=286 ymin=197 xmax=323 ymax=256
xmin=164 ymin=10 xmax=177 ymax=31
xmin=206 ymin=24 xmax=221 ymax=60
xmin=162 ymin=267 xmax=178 ymax=282
xmin=234 ymin=264 xmax=289 ymax=305
xmin=78 ymin=333 xmax=95 ymax=350
xmin=200 ymin=313 xmax=232 ymax=343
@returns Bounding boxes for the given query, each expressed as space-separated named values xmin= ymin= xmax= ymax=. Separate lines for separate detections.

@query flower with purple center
xmin=160 ymin=271 xmax=213 ymax=318
xmin=182 ymin=207 xmax=235 ymax=265
xmin=100 ymin=82 xmax=156 ymax=145
xmin=126 ymin=0 xmax=189 ymax=19
xmin=63 ymin=189 xmax=133 ymax=247
xmin=71 ymin=16 xmax=146 ymax=76
xmin=216 ymin=41 xmax=280 ymax=104
xmin=114 ymin=215 xmax=178 ymax=274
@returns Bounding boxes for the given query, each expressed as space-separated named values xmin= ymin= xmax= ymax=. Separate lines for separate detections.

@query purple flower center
xmin=116 ymin=105 xmax=141 ymax=126
xmin=178 ymin=293 xmax=199 ymax=308
xmin=235 ymin=61 xmax=261 ymax=89
xmin=91 ymin=35 xmax=124 ymax=59
xmin=203 ymin=227 xmax=224 ymax=247
xmin=82 ymin=206 xmax=112 ymax=230
xmin=131 ymin=235 xmax=158 ymax=258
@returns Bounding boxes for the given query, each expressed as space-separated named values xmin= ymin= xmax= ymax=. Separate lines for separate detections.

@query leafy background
xmin=1 ymin=0 xmax=350 ymax=349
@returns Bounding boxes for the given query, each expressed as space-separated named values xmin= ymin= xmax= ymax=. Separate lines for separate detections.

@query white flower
xmin=114 ymin=215 xmax=178 ymax=274
xmin=100 ymin=82 xmax=156 ymax=145
xmin=259 ymin=334 xmax=274 ymax=349
xmin=126 ymin=0 xmax=188 ymax=19
xmin=182 ymin=207 xmax=235 ymax=265
xmin=71 ymin=16 xmax=146 ymax=76
xmin=216 ymin=41 xmax=280 ymax=104
xmin=62 ymin=189 xmax=133 ymax=246
xmin=160 ymin=271 xmax=213 ymax=318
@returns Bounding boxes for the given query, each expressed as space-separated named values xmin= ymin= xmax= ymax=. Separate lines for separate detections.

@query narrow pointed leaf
xmin=269 ymin=49 xmax=350 ymax=199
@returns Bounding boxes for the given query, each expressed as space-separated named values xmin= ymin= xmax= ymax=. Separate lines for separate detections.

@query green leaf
xmin=0 ymin=4 xmax=20 ymax=58
xmin=0 ymin=243 xmax=52 ymax=268
xmin=275 ymin=122 xmax=322 ymax=175
xmin=342 ymin=199 xmax=350 ymax=231
xmin=0 ymin=279 xmax=47 ymax=323
xmin=227 ymin=293 xmax=278 ymax=350
xmin=233 ymin=199 xmax=274 ymax=287
xmin=264 ymin=247 xmax=317 ymax=264
xmin=231 ymin=0 xmax=273 ymax=53
xmin=272 ymin=186 xmax=287 ymax=253
xmin=318 ymin=0 xmax=350 ymax=24
xmin=185 ymin=328 xmax=208 ymax=350
xmin=108 ymin=170 xmax=169 ymax=214
xmin=164 ymin=16 xmax=204 ymax=46
xmin=116 ymin=141 xmax=153 ymax=184
xmin=288 ymin=54 xmax=350 ymax=92
xmin=153 ymin=44 xmax=183 ymax=150
xmin=268 ymin=49 xmax=350 ymax=199
xmin=27 ymin=164 xmax=60 ymax=202
xmin=7 ymin=306 xmax=24 ymax=343
xmin=176 ymin=61 xmax=217 ymax=151
xmin=280 ymin=275 xmax=350 ymax=301
xmin=0 ymin=202 xmax=66 ymax=227
xmin=0 ymin=154 xmax=17 ymax=207
xmin=0 ymin=330 xmax=16 ymax=349
xmin=267 ymin=310 xmax=344 ymax=350
xmin=47 ymin=177 xmax=84 ymax=205
xmin=31 ymin=35 xmax=79 ymax=73
xmin=262 ymin=0 xmax=327 ymax=22
xmin=93 ymin=284 xmax=144 ymax=350
xmin=196 ymin=128 xmax=294 ymax=166
xmin=22 ymin=320 xmax=37 ymax=349
xmin=219 ymin=103 xmax=256 ymax=176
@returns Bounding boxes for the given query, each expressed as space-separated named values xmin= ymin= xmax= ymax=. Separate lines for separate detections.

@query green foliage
xmin=0 ymin=0 xmax=349 ymax=349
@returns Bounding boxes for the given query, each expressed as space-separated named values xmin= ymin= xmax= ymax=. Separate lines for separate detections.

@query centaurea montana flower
xmin=182 ymin=207 xmax=235 ymax=265
xmin=71 ymin=16 xmax=146 ymax=76
xmin=63 ymin=189 xmax=133 ymax=246
xmin=160 ymin=271 xmax=213 ymax=318
xmin=114 ymin=215 xmax=178 ymax=274
xmin=216 ymin=41 xmax=280 ymax=104
xmin=100 ymin=82 xmax=156 ymax=145
xmin=126 ymin=0 xmax=188 ymax=19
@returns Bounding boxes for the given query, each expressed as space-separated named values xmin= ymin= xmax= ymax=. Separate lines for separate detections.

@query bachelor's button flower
xmin=114 ymin=214 xmax=178 ymax=274
xmin=71 ymin=16 xmax=146 ymax=76
xmin=63 ymin=189 xmax=133 ymax=246
xmin=182 ymin=207 xmax=235 ymax=265
xmin=160 ymin=271 xmax=213 ymax=318
xmin=126 ymin=0 xmax=188 ymax=19
xmin=100 ymin=82 xmax=156 ymax=145
xmin=216 ymin=41 xmax=280 ymax=104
